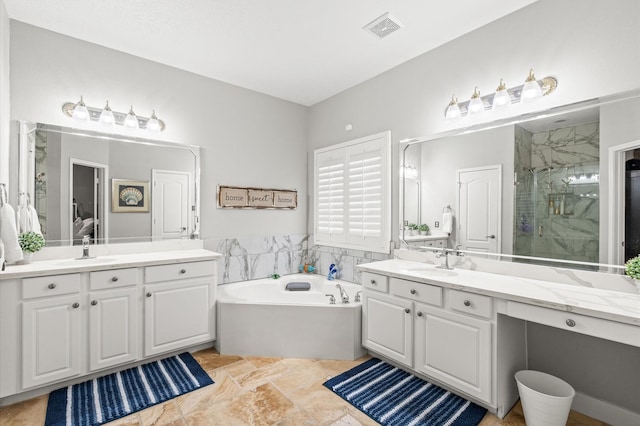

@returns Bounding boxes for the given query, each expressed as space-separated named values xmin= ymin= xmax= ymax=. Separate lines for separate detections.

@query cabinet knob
xmin=91 ymin=300 xmax=97 ymax=306
xmin=48 ymin=283 xmax=57 ymax=289
xmin=180 ymin=269 xmax=186 ymax=274
xmin=111 ymin=276 xmax=119 ymax=282
xmin=72 ymin=302 xmax=80 ymax=309
xmin=146 ymin=292 xmax=152 ymax=298
xmin=463 ymin=300 xmax=471 ymax=307
xmin=370 ymin=280 xmax=377 ymax=285
xmin=404 ymin=308 xmax=410 ymax=314
xmin=566 ymin=319 xmax=576 ymax=327
xmin=410 ymin=289 xmax=416 ymax=295
xmin=417 ymin=311 xmax=423 ymax=317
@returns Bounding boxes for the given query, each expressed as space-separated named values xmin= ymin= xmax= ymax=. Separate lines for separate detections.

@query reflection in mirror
xmin=401 ymin=91 xmax=640 ymax=272
xmin=20 ymin=122 xmax=200 ymax=247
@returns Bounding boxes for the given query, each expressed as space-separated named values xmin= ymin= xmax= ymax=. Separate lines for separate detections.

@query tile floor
xmin=0 ymin=348 xmax=608 ymax=425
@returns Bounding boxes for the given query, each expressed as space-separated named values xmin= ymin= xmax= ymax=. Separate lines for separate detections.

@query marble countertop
xmin=357 ymin=259 xmax=640 ymax=327
xmin=0 ymin=249 xmax=222 ymax=280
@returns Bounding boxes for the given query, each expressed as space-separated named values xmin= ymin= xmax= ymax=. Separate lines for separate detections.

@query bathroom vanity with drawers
xmin=0 ymin=249 xmax=220 ymax=402
xmin=357 ymin=258 xmax=640 ymax=420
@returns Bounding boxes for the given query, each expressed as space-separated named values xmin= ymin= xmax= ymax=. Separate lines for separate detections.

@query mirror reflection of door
xmin=71 ymin=161 xmax=107 ymax=244
xmin=625 ymin=149 xmax=640 ymax=261
xmin=152 ymin=169 xmax=191 ymax=240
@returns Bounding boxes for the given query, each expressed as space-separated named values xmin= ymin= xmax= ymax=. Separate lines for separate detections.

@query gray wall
xmin=8 ymin=21 xmax=308 ymax=245
xmin=0 ymin=0 xmax=9 ymax=186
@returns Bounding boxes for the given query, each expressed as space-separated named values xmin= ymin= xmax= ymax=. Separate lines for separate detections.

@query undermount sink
xmin=402 ymin=266 xmax=457 ymax=277
xmin=54 ymin=257 xmax=118 ymax=267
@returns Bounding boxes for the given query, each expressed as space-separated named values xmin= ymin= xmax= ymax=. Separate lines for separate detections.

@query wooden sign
xmin=218 ymin=186 xmax=297 ymax=209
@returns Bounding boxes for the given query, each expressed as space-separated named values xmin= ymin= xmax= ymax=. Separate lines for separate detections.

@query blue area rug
xmin=324 ymin=358 xmax=487 ymax=426
xmin=45 ymin=352 xmax=213 ymax=426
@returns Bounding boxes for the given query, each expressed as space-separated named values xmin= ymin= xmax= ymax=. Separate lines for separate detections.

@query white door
xmin=152 ymin=170 xmax=191 ymax=240
xmin=89 ymin=288 xmax=137 ymax=371
xmin=457 ymin=165 xmax=501 ymax=253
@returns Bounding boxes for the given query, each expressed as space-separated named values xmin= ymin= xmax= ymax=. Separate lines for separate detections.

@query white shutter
xmin=348 ymin=141 xmax=383 ymax=242
xmin=315 ymin=150 xmax=346 ymax=244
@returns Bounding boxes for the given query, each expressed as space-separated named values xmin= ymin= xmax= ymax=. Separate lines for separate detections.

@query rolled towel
xmin=0 ymin=202 xmax=23 ymax=264
xmin=442 ymin=210 xmax=453 ymax=234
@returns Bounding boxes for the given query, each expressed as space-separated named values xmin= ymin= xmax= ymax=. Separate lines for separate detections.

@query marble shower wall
xmin=514 ymin=122 xmax=600 ymax=263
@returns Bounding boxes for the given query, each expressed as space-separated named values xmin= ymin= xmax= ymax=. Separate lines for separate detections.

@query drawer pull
xmin=146 ymin=292 xmax=152 ymax=298
xmin=370 ymin=279 xmax=377 ymax=285
xmin=180 ymin=269 xmax=187 ymax=274
xmin=404 ymin=308 xmax=410 ymax=314
xmin=463 ymin=300 xmax=471 ymax=307
xmin=111 ymin=276 xmax=119 ymax=282
xmin=410 ymin=289 xmax=416 ymax=295
xmin=566 ymin=319 xmax=576 ymax=327
xmin=48 ymin=283 xmax=57 ymax=289
xmin=72 ymin=302 xmax=80 ymax=309
xmin=91 ymin=300 xmax=98 ymax=306
xmin=417 ymin=311 xmax=423 ymax=317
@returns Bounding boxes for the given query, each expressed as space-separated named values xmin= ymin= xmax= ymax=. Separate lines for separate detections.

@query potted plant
xmin=418 ymin=224 xmax=430 ymax=235
xmin=407 ymin=223 xmax=418 ymax=236
xmin=625 ymin=254 xmax=640 ymax=291
xmin=18 ymin=231 xmax=45 ymax=264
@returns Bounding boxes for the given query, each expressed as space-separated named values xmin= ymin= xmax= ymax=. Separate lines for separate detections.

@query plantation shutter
xmin=314 ymin=131 xmax=390 ymax=253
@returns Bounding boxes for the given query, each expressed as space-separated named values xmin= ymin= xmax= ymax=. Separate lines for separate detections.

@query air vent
xmin=363 ymin=12 xmax=402 ymax=39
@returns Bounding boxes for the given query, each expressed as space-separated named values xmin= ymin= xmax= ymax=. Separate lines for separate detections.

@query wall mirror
xmin=400 ymin=90 xmax=640 ymax=273
xmin=17 ymin=122 xmax=201 ymax=247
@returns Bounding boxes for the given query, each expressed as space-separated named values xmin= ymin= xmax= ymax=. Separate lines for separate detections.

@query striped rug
xmin=44 ymin=352 xmax=213 ymax=426
xmin=323 ymin=358 xmax=487 ymax=426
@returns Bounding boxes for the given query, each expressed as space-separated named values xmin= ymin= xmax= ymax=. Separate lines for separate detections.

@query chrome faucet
xmin=80 ymin=235 xmax=93 ymax=259
xmin=354 ymin=291 xmax=362 ymax=303
xmin=335 ymin=283 xmax=349 ymax=304
xmin=435 ymin=247 xmax=453 ymax=270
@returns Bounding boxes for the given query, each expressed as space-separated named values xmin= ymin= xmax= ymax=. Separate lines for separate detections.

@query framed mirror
xmin=18 ymin=122 xmax=201 ymax=247
xmin=400 ymin=90 xmax=640 ymax=273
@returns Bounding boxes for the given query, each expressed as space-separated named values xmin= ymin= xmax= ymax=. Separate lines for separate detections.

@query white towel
xmin=17 ymin=204 xmax=42 ymax=235
xmin=0 ymin=202 xmax=24 ymax=264
xmin=442 ymin=210 xmax=453 ymax=234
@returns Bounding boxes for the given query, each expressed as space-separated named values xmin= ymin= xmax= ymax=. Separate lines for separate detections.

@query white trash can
xmin=515 ymin=370 xmax=575 ymax=426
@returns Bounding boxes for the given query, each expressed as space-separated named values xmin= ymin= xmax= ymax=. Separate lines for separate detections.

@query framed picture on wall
xmin=112 ymin=179 xmax=150 ymax=213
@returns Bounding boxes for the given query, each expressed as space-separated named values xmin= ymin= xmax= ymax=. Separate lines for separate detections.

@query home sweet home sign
xmin=218 ymin=185 xmax=297 ymax=209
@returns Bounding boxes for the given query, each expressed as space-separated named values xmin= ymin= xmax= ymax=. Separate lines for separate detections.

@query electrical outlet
xmin=435 ymin=221 xmax=440 ymax=228
xmin=403 ymin=220 xmax=408 ymax=226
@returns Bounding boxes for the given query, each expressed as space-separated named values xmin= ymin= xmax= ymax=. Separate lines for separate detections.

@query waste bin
xmin=515 ymin=370 xmax=575 ymax=426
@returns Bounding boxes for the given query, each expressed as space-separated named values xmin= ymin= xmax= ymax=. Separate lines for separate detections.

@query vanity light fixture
xmin=444 ymin=69 xmax=558 ymax=121
xmin=62 ymin=97 xmax=166 ymax=132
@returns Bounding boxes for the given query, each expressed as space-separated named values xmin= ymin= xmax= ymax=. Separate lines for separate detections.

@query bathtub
xmin=214 ymin=274 xmax=366 ymax=360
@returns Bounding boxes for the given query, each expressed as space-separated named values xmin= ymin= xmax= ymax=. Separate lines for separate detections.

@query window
xmin=314 ymin=131 xmax=391 ymax=253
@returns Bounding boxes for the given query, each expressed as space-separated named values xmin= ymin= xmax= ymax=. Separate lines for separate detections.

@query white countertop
xmin=0 ymin=249 xmax=221 ymax=280
xmin=357 ymin=259 xmax=640 ymax=327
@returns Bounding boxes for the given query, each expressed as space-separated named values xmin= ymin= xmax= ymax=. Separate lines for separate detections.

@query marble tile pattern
xmin=514 ymin=122 xmax=600 ymax=263
xmin=0 ymin=348 xmax=606 ymax=426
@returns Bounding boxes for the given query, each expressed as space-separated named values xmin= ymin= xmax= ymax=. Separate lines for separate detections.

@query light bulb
xmin=445 ymin=95 xmax=461 ymax=121
xmin=521 ymin=69 xmax=542 ymax=102
xmin=99 ymin=101 xmax=115 ymax=127
xmin=123 ymin=106 xmax=139 ymax=130
xmin=71 ymin=96 xmax=90 ymax=122
xmin=146 ymin=110 xmax=161 ymax=133
xmin=492 ymin=79 xmax=511 ymax=110
xmin=468 ymin=87 xmax=484 ymax=115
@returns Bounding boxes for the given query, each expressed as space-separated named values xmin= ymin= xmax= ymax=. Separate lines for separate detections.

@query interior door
xmin=152 ymin=170 xmax=191 ymax=240
xmin=457 ymin=165 xmax=501 ymax=253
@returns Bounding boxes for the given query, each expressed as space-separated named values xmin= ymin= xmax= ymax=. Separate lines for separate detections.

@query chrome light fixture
xmin=62 ymin=97 xmax=166 ymax=132
xmin=444 ymin=69 xmax=558 ymax=121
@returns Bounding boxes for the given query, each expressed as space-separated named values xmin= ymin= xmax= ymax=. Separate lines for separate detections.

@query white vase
xmin=19 ymin=252 xmax=34 ymax=264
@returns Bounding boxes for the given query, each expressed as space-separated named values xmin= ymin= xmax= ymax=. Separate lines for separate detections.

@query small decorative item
xmin=18 ymin=231 xmax=45 ymax=264
xmin=218 ymin=185 xmax=297 ymax=209
xmin=418 ymin=224 xmax=430 ymax=235
xmin=407 ymin=223 xmax=418 ymax=236
xmin=112 ymin=179 xmax=149 ymax=212
xmin=625 ymin=255 xmax=640 ymax=291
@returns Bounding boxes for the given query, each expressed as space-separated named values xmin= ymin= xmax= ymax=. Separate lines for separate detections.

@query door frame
xmin=69 ymin=158 xmax=109 ymax=243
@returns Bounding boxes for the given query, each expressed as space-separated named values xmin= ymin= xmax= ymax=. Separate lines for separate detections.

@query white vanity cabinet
xmin=361 ymin=271 xmax=494 ymax=406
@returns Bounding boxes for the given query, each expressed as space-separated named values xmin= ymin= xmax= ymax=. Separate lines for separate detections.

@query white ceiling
xmin=4 ymin=0 xmax=538 ymax=106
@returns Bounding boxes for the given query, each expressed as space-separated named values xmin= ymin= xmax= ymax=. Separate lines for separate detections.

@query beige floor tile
xmin=275 ymin=409 xmax=321 ymax=425
xmin=184 ymin=383 xmax=297 ymax=426
xmin=272 ymin=363 xmax=328 ymax=396
xmin=192 ymin=348 xmax=244 ymax=372
xmin=105 ymin=413 xmax=142 ymax=425
xmin=244 ymin=356 xmax=283 ymax=369
xmin=176 ymin=369 xmax=243 ymax=415
xmin=222 ymin=360 xmax=258 ymax=378
xmin=315 ymin=357 xmax=370 ymax=378
xmin=285 ymin=380 xmax=352 ymax=424
xmin=234 ymin=360 xmax=290 ymax=390
xmin=138 ymin=400 xmax=182 ymax=426
xmin=0 ymin=394 xmax=48 ymax=426
xmin=342 ymin=408 xmax=379 ymax=426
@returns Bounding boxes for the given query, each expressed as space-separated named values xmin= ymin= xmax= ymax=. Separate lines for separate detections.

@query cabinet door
xmin=22 ymin=295 xmax=81 ymax=389
xmin=362 ymin=292 xmax=413 ymax=367
xmin=414 ymin=303 xmax=492 ymax=403
xmin=89 ymin=287 xmax=138 ymax=371
xmin=144 ymin=278 xmax=213 ymax=356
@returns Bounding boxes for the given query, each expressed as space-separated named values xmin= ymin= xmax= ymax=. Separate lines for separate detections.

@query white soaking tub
xmin=214 ymin=274 xmax=366 ymax=360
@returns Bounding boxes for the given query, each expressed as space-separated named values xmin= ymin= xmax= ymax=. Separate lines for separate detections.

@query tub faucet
xmin=354 ymin=291 xmax=362 ymax=303
xmin=436 ymin=247 xmax=453 ymax=270
xmin=335 ymin=283 xmax=349 ymax=304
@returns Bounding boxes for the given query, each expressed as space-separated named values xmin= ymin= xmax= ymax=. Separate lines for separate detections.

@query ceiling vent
xmin=363 ymin=12 xmax=402 ymax=39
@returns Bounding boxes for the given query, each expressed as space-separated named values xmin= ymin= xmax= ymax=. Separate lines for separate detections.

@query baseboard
xmin=573 ymin=391 xmax=640 ymax=425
